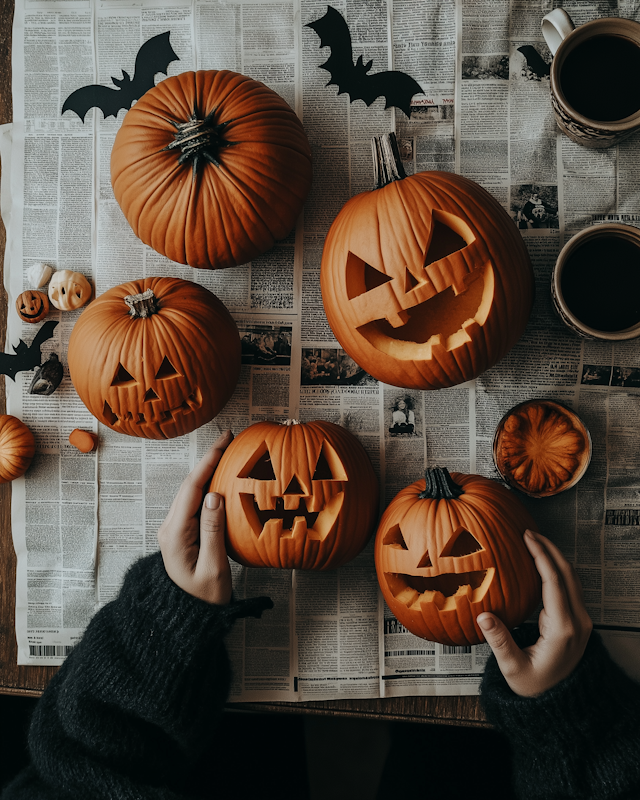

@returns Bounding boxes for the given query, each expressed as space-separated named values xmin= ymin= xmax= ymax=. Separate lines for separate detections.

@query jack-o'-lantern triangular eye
xmin=345 ymin=254 xmax=393 ymax=300
xmin=423 ymin=212 xmax=470 ymax=267
xmin=155 ymin=357 xmax=180 ymax=380
xmin=111 ymin=363 xmax=136 ymax=386
xmin=312 ymin=441 xmax=348 ymax=480
xmin=382 ymin=524 xmax=409 ymax=550
xmin=440 ymin=527 xmax=483 ymax=557
xmin=240 ymin=444 xmax=276 ymax=480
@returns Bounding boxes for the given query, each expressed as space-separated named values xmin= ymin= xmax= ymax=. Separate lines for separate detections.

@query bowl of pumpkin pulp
xmin=493 ymin=399 xmax=591 ymax=497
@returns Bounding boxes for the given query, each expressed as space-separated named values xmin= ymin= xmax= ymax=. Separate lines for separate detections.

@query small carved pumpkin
xmin=0 ymin=414 xmax=36 ymax=483
xmin=374 ymin=468 xmax=541 ymax=646
xmin=210 ymin=419 xmax=379 ymax=569
xmin=67 ymin=277 xmax=241 ymax=440
xmin=321 ymin=134 xmax=534 ymax=390
xmin=16 ymin=290 xmax=49 ymax=323
xmin=48 ymin=270 xmax=92 ymax=311
xmin=111 ymin=70 xmax=313 ymax=270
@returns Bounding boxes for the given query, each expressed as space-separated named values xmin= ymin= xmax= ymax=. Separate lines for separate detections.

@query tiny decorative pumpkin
xmin=111 ymin=70 xmax=313 ymax=270
xmin=69 ymin=428 xmax=99 ymax=453
xmin=321 ymin=134 xmax=535 ymax=390
xmin=16 ymin=290 xmax=49 ymax=323
xmin=210 ymin=419 xmax=379 ymax=570
xmin=0 ymin=414 xmax=36 ymax=483
xmin=48 ymin=270 xmax=92 ymax=311
xmin=67 ymin=277 xmax=241 ymax=440
xmin=374 ymin=467 xmax=541 ymax=646
xmin=493 ymin=399 xmax=592 ymax=497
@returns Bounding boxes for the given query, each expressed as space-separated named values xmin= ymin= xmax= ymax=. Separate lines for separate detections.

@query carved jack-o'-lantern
xmin=321 ymin=135 xmax=535 ymax=390
xmin=210 ymin=419 xmax=379 ymax=569
xmin=374 ymin=468 xmax=541 ymax=646
xmin=48 ymin=270 xmax=92 ymax=311
xmin=16 ymin=290 xmax=49 ymax=323
xmin=67 ymin=277 xmax=241 ymax=440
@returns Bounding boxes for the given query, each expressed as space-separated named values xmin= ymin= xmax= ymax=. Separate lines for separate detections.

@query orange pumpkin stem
xmin=418 ymin=467 xmax=465 ymax=500
xmin=372 ymin=132 xmax=407 ymax=189
xmin=124 ymin=289 xmax=158 ymax=319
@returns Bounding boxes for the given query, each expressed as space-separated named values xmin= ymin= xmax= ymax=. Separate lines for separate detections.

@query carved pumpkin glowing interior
xmin=321 ymin=135 xmax=534 ymax=390
xmin=374 ymin=468 xmax=542 ymax=646
xmin=210 ymin=419 xmax=379 ymax=570
xmin=345 ymin=210 xmax=495 ymax=361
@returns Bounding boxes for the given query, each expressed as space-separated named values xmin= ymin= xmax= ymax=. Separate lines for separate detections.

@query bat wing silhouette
xmin=307 ymin=6 xmax=422 ymax=118
xmin=0 ymin=320 xmax=59 ymax=381
xmin=62 ymin=31 xmax=179 ymax=121
xmin=517 ymin=45 xmax=551 ymax=79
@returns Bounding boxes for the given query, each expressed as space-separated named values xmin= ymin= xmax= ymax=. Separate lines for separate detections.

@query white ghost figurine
xmin=26 ymin=262 xmax=53 ymax=289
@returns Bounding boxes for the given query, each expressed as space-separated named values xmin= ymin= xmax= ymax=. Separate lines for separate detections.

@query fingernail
xmin=205 ymin=492 xmax=220 ymax=509
xmin=477 ymin=614 xmax=495 ymax=631
xmin=525 ymin=529 xmax=537 ymax=541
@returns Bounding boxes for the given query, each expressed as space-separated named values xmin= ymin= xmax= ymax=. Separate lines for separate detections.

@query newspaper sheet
xmin=4 ymin=0 xmax=640 ymax=702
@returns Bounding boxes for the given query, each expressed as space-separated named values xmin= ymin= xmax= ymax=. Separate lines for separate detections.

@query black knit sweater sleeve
xmin=2 ymin=552 xmax=273 ymax=800
xmin=480 ymin=628 xmax=640 ymax=800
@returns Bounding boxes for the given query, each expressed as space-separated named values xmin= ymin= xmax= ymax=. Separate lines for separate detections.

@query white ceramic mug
xmin=542 ymin=9 xmax=640 ymax=147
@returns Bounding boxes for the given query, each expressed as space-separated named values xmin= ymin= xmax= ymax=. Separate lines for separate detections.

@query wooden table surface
xmin=0 ymin=0 xmax=487 ymax=727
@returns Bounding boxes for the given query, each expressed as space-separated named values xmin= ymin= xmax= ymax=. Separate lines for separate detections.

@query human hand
xmin=477 ymin=529 xmax=592 ymax=697
xmin=157 ymin=430 xmax=233 ymax=605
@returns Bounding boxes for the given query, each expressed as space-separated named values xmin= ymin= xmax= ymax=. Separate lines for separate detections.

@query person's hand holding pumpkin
xmin=477 ymin=530 xmax=592 ymax=697
xmin=158 ymin=430 xmax=233 ymax=605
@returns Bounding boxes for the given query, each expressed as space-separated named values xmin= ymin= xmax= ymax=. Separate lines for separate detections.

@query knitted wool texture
xmin=481 ymin=626 xmax=640 ymax=800
xmin=2 ymin=552 xmax=273 ymax=799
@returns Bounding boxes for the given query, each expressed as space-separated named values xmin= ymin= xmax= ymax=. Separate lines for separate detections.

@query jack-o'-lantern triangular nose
xmin=284 ymin=475 xmax=305 ymax=495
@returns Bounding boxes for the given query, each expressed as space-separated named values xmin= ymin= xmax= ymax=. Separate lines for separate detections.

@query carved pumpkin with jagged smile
xmin=67 ymin=277 xmax=241 ymax=440
xmin=374 ymin=468 xmax=541 ymax=646
xmin=210 ymin=419 xmax=379 ymax=570
xmin=320 ymin=135 xmax=535 ymax=390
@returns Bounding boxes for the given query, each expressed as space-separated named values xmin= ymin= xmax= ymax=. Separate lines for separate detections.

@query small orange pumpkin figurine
xmin=374 ymin=467 xmax=541 ymax=646
xmin=16 ymin=290 xmax=49 ymax=323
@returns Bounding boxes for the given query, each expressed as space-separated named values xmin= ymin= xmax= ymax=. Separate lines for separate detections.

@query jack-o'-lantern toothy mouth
xmin=102 ymin=386 xmax=203 ymax=428
xmin=384 ymin=568 xmax=494 ymax=611
xmin=240 ymin=491 xmax=344 ymax=540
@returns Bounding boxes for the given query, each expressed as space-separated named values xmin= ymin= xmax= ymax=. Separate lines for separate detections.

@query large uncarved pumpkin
xmin=210 ymin=419 xmax=379 ymax=569
xmin=321 ymin=134 xmax=534 ymax=390
xmin=67 ymin=277 xmax=241 ymax=440
xmin=111 ymin=70 xmax=313 ymax=270
xmin=375 ymin=467 xmax=541 ymax=646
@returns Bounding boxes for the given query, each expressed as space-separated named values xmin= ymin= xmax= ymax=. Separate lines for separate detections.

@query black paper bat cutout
xmin=0 ymin=320 xmax=59 ymax=381
xmin=62 ymin=31 xmax=179 ymax=121
xmin=306 ymin=6 xmax=422 ymax=118
xmin=518 ymin=45 xmax=551 ymax=79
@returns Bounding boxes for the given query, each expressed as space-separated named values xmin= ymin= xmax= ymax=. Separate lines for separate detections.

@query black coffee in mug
xmin=560 ymin=235 xmax=640 ymax=331
xmin=560 ymin=35 xmax=640 ymax=121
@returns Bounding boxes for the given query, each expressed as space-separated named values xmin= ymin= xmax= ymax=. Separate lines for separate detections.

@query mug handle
xmin=542 ymin=8 xmax=575 ymax=55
